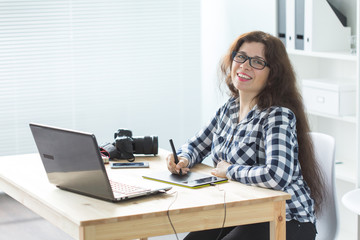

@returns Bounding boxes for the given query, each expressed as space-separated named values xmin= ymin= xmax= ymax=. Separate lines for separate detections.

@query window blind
xmin=0 ymin=0 xmax=201 ymax=156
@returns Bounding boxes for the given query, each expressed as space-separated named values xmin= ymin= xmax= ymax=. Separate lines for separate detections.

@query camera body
xmin=101 ymin=129 xmax=158 ymax=161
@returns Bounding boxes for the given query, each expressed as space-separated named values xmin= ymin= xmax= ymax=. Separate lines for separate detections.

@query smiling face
xmin=230 ymin=42 xmax=270 ymax=100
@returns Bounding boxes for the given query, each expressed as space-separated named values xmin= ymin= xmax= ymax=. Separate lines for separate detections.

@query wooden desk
xmin=0 ymin=149 xmax=290 ymax=240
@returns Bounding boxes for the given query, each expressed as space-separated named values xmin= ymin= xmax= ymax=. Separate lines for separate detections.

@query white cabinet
xmin=290 ymin=2 xmax=359 ymax=181
xmin=287 ymin=0 xmax=360 ymax=238
xmin=290 ymin=50 xmax=358 ymax=182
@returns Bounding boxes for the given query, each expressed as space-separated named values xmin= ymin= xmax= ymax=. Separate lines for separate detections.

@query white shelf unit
xmin=289 ymin=49 xmax=358 ymax=186
xmin=289 ymin=40 xmax=359 ymax=240
xmin=287 ymin=0 xmax=359 ymax=238
xmin=287 ymin=48 xmax=357 ymax=61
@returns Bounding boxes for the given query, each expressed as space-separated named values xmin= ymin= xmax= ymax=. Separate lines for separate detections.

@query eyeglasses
xmin=231 ymin=51 xmax=269 ymax=70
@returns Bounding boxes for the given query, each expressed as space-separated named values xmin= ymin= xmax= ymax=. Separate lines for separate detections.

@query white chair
xmin=309 ymin=132 xmax=338 ymax=240
xmin=342 ymin=188 xmax=360 ymax=215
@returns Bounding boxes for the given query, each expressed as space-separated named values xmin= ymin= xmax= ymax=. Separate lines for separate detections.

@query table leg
xmin=269 ymin=201 xmax=286 ymax=240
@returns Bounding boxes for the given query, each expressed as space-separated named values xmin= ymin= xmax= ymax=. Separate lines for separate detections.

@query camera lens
xmin=133 ymin=136 xmax=158 ymax=155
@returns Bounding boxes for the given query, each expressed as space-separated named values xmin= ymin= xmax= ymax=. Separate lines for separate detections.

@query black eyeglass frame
xmin=231 ymin=51 xmax=270 ymax=70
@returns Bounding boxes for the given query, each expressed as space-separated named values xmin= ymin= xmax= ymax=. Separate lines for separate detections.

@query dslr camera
xmin=100 ymin=129 xmax=158 ymax=161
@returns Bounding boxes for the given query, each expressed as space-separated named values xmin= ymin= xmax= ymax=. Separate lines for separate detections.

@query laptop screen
xmin=30 ymin=123 xmax=114 ymax=200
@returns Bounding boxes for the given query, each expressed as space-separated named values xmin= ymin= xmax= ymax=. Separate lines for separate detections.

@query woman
xmin=166 ymin=31 xmax=325 ymax=240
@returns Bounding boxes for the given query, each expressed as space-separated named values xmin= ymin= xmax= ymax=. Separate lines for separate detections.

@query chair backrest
xmin=309 ymin=132 xmax=338 ymax=240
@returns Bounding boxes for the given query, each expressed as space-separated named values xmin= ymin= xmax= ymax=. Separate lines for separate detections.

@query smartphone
xmin=110 ymin=162 xmax=149 ymax=169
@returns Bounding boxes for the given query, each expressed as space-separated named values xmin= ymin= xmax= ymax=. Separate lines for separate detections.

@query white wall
xmin=201 ymin=0 xmax=277 ymax=124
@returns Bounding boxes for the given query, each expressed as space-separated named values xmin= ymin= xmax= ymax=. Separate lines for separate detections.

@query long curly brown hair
xmin=220 ymin=31 xmax=325 ymax=215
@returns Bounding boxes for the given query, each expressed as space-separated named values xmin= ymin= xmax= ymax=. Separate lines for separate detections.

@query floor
xmin=0 ymin=192 xmax=186 ymax=240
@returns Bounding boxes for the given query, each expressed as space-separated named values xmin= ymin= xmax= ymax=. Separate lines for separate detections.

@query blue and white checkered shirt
xmin=178 ymin=97 xmax=315 ymax=223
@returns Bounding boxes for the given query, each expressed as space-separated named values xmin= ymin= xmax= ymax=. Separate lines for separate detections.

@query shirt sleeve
xmin=226 ymin=108 xmax=298 ymax=191
xmin=177 ymin=99 xmax=233 ymax=168
xmin=177 ymin=113 xmax=218 ymax=168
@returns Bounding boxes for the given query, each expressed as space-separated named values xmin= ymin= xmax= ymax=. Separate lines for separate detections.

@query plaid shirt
xmin=178 ymin=97 xmax=315 ymax=223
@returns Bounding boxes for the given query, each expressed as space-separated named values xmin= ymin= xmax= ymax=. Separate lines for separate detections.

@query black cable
xmin=167 ymin=191 xmax=179 ymax=240
xmin=166 ymin=187 xmax=226 ymax=240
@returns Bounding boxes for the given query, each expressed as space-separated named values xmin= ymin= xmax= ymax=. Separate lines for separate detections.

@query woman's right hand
xmin=166 ymin=153 xmax=190 ymax=175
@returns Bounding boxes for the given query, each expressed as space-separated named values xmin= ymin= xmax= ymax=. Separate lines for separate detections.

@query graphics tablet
xmin=143 ymin=171 xmax=228 ymax=188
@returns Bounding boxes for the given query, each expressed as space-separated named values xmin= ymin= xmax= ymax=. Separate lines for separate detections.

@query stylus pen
xmin=169 ymin=139 xmax=182 ymax=175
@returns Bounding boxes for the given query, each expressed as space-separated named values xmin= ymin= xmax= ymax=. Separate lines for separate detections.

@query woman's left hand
xmin=211 ymin=160 xmax=231 ymax=178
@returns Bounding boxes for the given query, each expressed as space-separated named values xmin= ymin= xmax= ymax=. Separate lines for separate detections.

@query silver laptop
xmin=29 ymin=123 xmax=171 ymax=202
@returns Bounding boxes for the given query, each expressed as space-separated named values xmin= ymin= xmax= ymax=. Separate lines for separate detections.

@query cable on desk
xmin=214 ymin=184 xmax=227 ymax=240
xmin=166 ymin=185 xmax=227 ymax=240
xmin=167 ymin=191 xmax=180 ymax=240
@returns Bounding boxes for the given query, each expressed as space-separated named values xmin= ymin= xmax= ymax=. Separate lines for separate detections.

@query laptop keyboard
xmin=109 ymin=180 xmax=149 ymax=195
